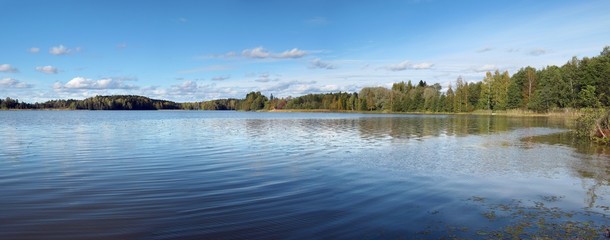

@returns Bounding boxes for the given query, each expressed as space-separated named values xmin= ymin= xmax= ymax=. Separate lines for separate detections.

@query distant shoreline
xmin=1 ymin=107 xmax=582 ymax=118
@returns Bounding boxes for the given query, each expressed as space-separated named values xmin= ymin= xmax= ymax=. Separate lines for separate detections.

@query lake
xmin=1 ymin=111 xmax=609 ymax=239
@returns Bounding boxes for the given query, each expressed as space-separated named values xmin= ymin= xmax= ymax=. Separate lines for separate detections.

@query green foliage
xmin=1 ymin=95 xmax=181 ymax=110
xmin=0 ymin=97 xmax=33 ymax=109
xmin=445 ymin=85 xmax=455 ymax=112
xmin=575 ymin=108 xmax=610 ymax=143
xmin=577 ymin=85 xmax=600 ymax=108
xmin=454 ymin=77 xmax=469 ymax=112
xmin=74 ymin=95 xmax=181 ymax=110
xmin=359 ymin=87 xmax=391 ymax=111
xmin=507 ymin=69 xmax=525 ymax=109
xmin=478 ymin=72 xmax=493 ymax=110
xmin=239 ymin=91 xmax=268 ymax=111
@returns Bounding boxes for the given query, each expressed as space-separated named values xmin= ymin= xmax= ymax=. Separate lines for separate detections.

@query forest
xmin=1 ymin=46 xmax=609 ymax=113
xmin=0 ymin=95 xmax=181 ymax=110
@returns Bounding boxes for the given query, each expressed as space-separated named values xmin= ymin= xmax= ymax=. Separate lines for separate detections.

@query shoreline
xmin=266 ymin=108 xmax=582 ymax=118
xmin=1 ymin=107 xmax=584 ymax=119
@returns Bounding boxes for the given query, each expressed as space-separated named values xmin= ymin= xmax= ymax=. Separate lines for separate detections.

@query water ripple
xmin=1 ymin=111 xmax=609 ymax=239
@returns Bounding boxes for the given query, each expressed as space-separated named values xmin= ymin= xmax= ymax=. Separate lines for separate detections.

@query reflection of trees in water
xmin=574 ymin=153 xmax=610 ymax=208
xmin=357 ymin=115 xmax=561 ymax=140
xmin=527 ymin=132 xmax=610 ymax=208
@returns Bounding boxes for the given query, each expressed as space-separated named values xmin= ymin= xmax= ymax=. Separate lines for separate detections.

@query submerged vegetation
xmin=418 ymin=196 xmax=610 ymax=239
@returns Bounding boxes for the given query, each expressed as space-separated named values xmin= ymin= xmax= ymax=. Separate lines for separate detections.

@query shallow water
xmin=1 ymin=111 xmax=609 ymax=239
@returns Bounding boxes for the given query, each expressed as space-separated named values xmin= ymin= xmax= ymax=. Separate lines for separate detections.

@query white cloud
xmin=310 ymin=58 xmax=336 ymax=69
xmin=238 ymin=47 xmax=307 ymax=59
xmin=117 ymin=43 xmax=127 ymax=49
xmin=0 ymin=64 xmax=18 ymax=73
xmin=50 ymin=45 xmax=71 ymax=55
xmin=29 ymin=47 xmax=40 ymax=53
xmin=36 ymin=65 xmax=58 ymax=74
xmin=242 ymin=47 xmax=271 ymax=58
xmin=254 ymin=73 xmax=280 ymax=83
xmin=319 ymin=84 xmax=339 ymax=91
xmin=528 ymin=48 xmax=548 ymax=56
xmin=260 ymin=80 xmax=358 ymax=97
xmin=161 ymin=80 xmax=232 ymax=101
xmin=387 ymin=61 xmax=412 ymax=71
xmin=474 ymin=64 xmax=497 ymax=72
xmin=56 ymin=77 xmax=138 ymax=90
xmin=278 ymin=48 xmax=307 ymax=58
xmin=412 ymin=62 xmax=434 ymax=69
xmin=0 ymin=78 xmax=32 ymax=88
xmin=386 ymin=60 xmax=433 ymax=71
xmin=262 ymin=80 xmax=317 ymax=92
xmin=172 ymin=80 xmax=198 ymax=93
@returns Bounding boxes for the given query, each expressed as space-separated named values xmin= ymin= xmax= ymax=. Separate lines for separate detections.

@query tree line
xmin=0 ymin=95 xmax=181 ymax=110
xmin=2 ymin=46 xmax=609 ymax=112
xmin=237 ymin=46 xmax=610 ymax=113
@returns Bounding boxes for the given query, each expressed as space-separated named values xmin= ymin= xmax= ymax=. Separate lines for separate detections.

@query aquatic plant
xmin=576 ymin=108 xmax=610 ymax=144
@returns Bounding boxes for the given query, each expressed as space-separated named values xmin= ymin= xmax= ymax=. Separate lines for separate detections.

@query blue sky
xmin=1 ymin=0 xmax=609 ymax=102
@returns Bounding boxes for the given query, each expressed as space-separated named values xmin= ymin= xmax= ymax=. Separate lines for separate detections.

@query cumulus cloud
xmin=0 ymin=64 xmax=18 ymax=73
xmin=238 ymin=47 xmax=307 ymax=59
xmin=254 ymin=73 xmax=280 ymax=83
xmin=36 ymin=65 xmax=58 ymax=74
xmin=242 ymin=47 xmax=271 ymax=58
xmin=50 ymin=45 xmax=71 ymax=55
xmin=163 ymin=80 xmax=234 ymax=101
xmin=29 ymin=47 xmax=40 ymax=53
xmin=386 ymin=61 xmax=411 ymax=71
xmin=278 ymin=48 xmax=307 ymax=58
xmin=319 ymin=84 xmax=339 ymax=92
xmin=165 ymin=82 xmax=244 ymax=101
xmin=411 ymin=62 xmax=434 ymax=69
xmin=262 ymin=80 xmax=317 ymax=92
xmin=474 ymin=64 xmax=497 ymax=72
xmin=528 ymin=48 xmax=548 ymax=56
xmin=310 ymin=58 xmax=336 ymax=69
xmin=261 ymin=80 xmax=357 ymax=97
xmin=0 ymin=78 xmax=32 ymax=88
xmin=55 ymin=77 xmax=138 ymax=90
xmin=172 ymin=80 xmax=198 ymax=94
xmin=386 ymin=60 xmax=433 ymax=71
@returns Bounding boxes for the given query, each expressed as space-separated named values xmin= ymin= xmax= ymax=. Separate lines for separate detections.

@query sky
xmin=1 ymin=0 xmax=609 ymax=103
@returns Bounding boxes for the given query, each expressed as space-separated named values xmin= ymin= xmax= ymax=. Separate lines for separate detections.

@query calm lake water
xmin=1 ymin=111 xmax=610 ymax=239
